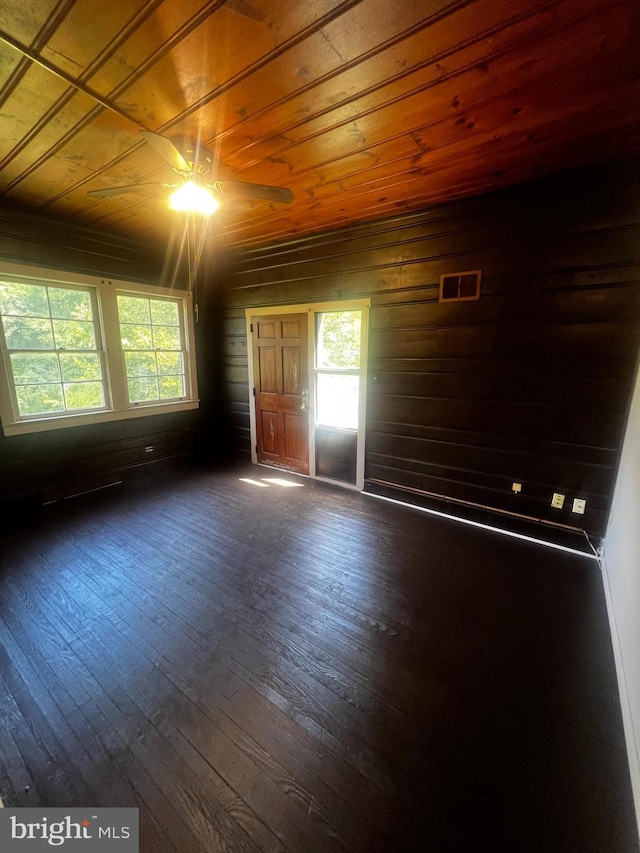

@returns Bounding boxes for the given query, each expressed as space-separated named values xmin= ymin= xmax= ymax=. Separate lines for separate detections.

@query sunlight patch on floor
xmin=262 ymin=477 xmax=304 ymax=488
xmin=239 ymin=477 xmax=305 ymax=489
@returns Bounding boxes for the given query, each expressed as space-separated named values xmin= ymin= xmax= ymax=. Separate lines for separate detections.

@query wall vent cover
xmin=439 ymin=270 xmax=481 ymax=302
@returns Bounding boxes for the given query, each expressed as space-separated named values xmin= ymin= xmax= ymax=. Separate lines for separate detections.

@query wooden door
xmin=251 ymin=314 xmax=309 ymax=474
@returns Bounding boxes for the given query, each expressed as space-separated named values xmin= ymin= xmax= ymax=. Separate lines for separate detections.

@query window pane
xmin=152 ymin=325 xmax=180 ymax=350
xmin=117 ymin=295 xmax=150 ymax=324
xmin=316 ymin=374 xmax=359 ymax=429
xmin=128 ymin=377 xmax=159 ymax=402
xmin=118 ymin=293 xmax=186 ymax=408
xmin=120 ymin=323 xmax=153 ymax=350
xmin=10 ymin=353 xmax=60 ymax=384
xmin=48 ymin=288 xmax=92 ymax=320
xmin=157 ymin=351 xmax=183 ymax=374
xmin=0 ymin=280 xmax=107 ymax=422
xmin=317 ymin=311 xmax=361 ymax=369
xmin=0 ymin=282 xmax=49 ymax=317
xmin=0 ymin=276 xmax=195 ymax=429
xmin=52 ymin=319 xmax=96 ymax=350
xmin=3 ymin=316 xmax=54 ymax=349
xmin=63 ymin=382 xmax=104 ymax=410
xmin=159 ymin=375 xmax=184 ymax=399
xmin=15 ymin=384 xmax=64 ymax=415
xmin=150 ymin=300 xmax=179 ymax=326
xmin=124 ymin=351 xmax=156 ymax=376
xmin=59 ymin=353 xmax=102 ymax=382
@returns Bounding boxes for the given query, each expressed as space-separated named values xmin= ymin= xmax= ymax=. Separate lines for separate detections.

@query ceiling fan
xmin=87 ymin=130 xmax=293 ymax=214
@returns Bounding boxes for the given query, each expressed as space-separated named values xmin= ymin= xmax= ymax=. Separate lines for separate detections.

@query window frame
xmin=0 ymin=261 xmax=199 ymax=436
xmin=1 ymin=281 xmax=109 ymax=421
xmin=115 ymin=288 xmax=191 ymax=409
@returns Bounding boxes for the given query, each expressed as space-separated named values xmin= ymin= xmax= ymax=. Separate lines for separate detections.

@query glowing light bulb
xmin=168 ymin=181 xmax=219 ymax=215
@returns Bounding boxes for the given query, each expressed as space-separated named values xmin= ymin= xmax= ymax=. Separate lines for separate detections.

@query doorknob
xmin=300 ymin=389 xmax=309 ymax=411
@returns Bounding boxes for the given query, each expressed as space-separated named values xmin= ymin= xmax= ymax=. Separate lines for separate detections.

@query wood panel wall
xmin=222 ymin=160 xmax=640 ymax=537
xmin=0 ymin=208 xmax=197 ymax=505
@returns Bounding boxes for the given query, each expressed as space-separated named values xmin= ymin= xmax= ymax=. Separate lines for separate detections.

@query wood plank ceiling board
xmin=0 ymin=0 xmax=637 ymax=250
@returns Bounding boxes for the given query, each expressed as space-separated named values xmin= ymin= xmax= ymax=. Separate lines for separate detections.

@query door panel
xmin=258 ymin=347 xmax=277 ymax=392
xmin=260 ymin=410 xmax=278 ymax=453
xmin=252 ymin=313 xmax=309 ymax=474
xmin=282 ymin=319 xmax=302 ymax=337
xmin=284 ymin=412 xmax=305 ymax=460
xmin=257 ymin=321 xmax=276 ymax=338
xmin=282 ymin=347 xmax=301 ymax=395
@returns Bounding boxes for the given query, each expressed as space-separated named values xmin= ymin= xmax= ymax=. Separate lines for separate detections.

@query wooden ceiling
xmin=0 ymin=0 xmax=639 ymax=251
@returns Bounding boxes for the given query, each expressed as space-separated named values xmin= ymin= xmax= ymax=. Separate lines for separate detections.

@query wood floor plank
xmin=0 ymin=674 xmax=34 ymax=804
xmin=67 ymin=536 xmax=400 ymax=818
xmin=98 ymin=501 xmax=438 ymax=748
xmin=0 ymin=667 xmax=71 ymax=806
xmin=30 ymin=554 xmax=344 ymax=853
xmin=66 ymin=513 xmax=410 ymax=804
xmin=83 ymin=612 xmax=355 ymax=853
xmin=0 ymin=461 xmax=637 ymax=852
xmin=105 ymin=510 xmax=433 ymax=720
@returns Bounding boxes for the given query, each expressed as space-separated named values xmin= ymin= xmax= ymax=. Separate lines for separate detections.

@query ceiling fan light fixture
xmin=168 ymin=181 xmax=219 ymax=215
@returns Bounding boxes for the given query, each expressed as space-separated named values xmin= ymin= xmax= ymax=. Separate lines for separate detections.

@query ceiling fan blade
xmin=87 ymin=183 xmax=164 ymax=198
xmin=140 ymin=130 xmax=190 ymax=172
xmin=216 ymin=180 xmax=293 ymax=204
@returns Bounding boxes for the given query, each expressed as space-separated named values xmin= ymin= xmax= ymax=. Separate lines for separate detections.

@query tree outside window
xmin=0 ymin=268 xmax=198 ymax=435
xmin=0 ymin=280 xmax=105 ymax=416
xmin=117 ymin=294 xmax=186 ymax=404
xmin=315 ymin=310 xmax=361 ymax=430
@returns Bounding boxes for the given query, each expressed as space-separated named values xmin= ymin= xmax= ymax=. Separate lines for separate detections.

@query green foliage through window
xmin=0 ymin=280 xmax=105 ymax=417
xmin=117 ymin=294 xmax=185 ymax=403
xmin=0 ymin=275 xmax=196 ymax=430
xmin=317 ymin=311 xmax=361 ymax=369
xmin=315 ymin=310 xmax=362 ymax=430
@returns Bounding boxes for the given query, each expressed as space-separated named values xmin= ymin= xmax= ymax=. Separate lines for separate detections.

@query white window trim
xmin=0 ymin=261 xmax=199 ymax=436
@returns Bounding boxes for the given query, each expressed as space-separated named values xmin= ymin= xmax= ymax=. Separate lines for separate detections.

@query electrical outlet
xmin=551 ymin=493 xmax=565 ymax=509
xmin=572 ymin=498 xmax=586 ymax=514
xmin=512 ymin=482 xmax=522 ymax=493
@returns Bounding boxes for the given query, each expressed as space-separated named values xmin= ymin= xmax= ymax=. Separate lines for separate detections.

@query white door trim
xmin=245 ymin=299 xmax=371 ymax=490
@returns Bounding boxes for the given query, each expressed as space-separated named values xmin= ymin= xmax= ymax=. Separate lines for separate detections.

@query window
xmin=118 ymin=294 xmax=186 ymax=404
xmin=315 ymin=310 xmax=361 ymax=430
xmin=0 ymin=281 xmax=105 ymax=418
xmin=0 ymin=264 xmax=198 ymax=435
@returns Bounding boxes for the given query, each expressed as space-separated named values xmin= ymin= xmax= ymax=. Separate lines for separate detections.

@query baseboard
xmin=600 ymin=552 xmax=640 ymax=840
xmin=364 ymin=478 xmax=594 ymax=553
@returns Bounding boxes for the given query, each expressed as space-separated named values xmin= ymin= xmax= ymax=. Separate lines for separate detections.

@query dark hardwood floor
xmin=0 ymin=462 xmax=637 ymax=852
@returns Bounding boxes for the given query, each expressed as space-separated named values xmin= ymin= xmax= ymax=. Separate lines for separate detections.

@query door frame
xmin=245 ymin=299 xmax=371 ymax=490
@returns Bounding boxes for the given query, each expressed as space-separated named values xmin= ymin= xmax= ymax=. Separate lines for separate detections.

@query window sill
xmin=1 ymin=399 xmax=200 ymax=436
